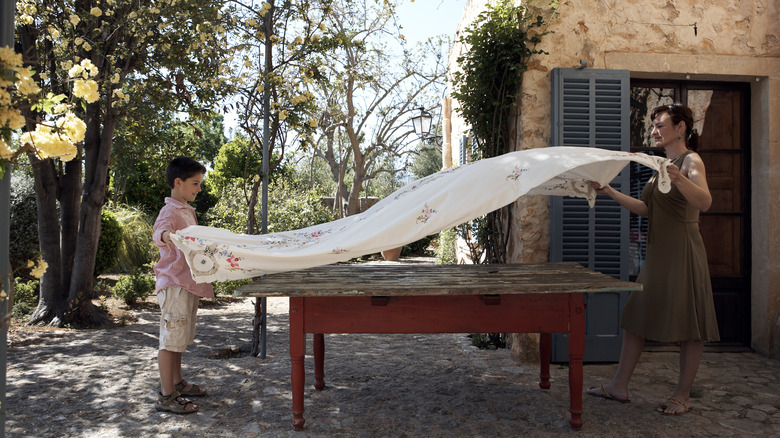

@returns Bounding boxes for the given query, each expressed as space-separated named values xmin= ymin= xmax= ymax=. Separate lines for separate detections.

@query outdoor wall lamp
xmin=411 ymin=107 xmax=433 ymax=139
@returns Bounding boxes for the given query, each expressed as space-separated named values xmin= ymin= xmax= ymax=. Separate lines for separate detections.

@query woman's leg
xmin=660 ymin=340 xmax=704 ymax=414
xmin=588 ymin=329 xmax=644 ymax=401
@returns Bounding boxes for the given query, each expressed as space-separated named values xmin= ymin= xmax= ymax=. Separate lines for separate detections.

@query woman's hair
xmin=650 ymin=103 xmax=699 ymax=151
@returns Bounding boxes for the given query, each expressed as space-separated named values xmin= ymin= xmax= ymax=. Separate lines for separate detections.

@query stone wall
xmin=447 ymin=0 xmax=780 ymax=356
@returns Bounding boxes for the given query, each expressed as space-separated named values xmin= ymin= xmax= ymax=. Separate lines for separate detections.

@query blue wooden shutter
xmin=459 ymin=134 xmax=468 ymax=166
xmin=549 ymin=68 xmax=631 ymax=363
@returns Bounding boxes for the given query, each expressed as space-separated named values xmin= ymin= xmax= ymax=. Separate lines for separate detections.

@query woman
xmin=587 ymin=103 xmax=720 ymax=415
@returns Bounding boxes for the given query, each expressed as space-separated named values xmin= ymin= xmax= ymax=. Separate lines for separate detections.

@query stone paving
xmin=6 ymin=295 xmax=780 ymax=437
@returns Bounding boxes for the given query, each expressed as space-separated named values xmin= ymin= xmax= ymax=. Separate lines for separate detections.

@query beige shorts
xmin=158 ymin=286 xmax=199 ymax=352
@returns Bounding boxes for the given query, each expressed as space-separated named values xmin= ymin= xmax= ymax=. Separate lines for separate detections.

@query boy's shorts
xmin=158 ymin=286 xmax=199 ymax=353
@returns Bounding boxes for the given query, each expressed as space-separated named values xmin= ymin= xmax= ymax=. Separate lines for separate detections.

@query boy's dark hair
xmin=166 ymin=157 xmax=207 ymax=189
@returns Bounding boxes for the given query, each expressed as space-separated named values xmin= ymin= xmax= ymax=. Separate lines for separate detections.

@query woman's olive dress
xmin=620 ymin=151 xmax=720 ymax=342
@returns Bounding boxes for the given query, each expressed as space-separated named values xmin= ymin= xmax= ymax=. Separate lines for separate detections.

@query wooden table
xmin=237 ymin=262 xmax=641 ymax=431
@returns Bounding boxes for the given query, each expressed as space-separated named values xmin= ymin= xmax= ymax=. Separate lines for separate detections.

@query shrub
xmin=112 ymin=269 xmax=156 ymax=305
xmin=94 ymin=209 xmax=124 ymax=277
xmin=205 ymin=178 xmax=334 ymax=234
xmin=267 ymin=179 xmax=335 ymax=233
xmin=435 ymin=228 xmax=457 ymax=265
xmin=9 ymin=172 xmax=39 ymax=278
xmin=213 ymin=278 xmax=253 ymax=297
xmin=402 ymin=234 xmax=436 ymax=257
xmin=108 ymin=204 xmax=156 ymax=273
xmin=12 ymin=278 xmax=39 ymax=319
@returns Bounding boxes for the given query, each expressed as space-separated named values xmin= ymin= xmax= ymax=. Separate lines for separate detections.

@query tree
xmin=408 ymin=141 xmax=442 ymax=180
xmin=307 ymin=0 xmax=447 ymax=217
xmin=450 ymin=0 xmax=551 ymax=264
xmin=15 ymin=0 xmax=236 ymax=326
xmin=110 ymin=113 xmax=226 ymax=216
xmin=224 ymin=0 xmax=336 ymax=235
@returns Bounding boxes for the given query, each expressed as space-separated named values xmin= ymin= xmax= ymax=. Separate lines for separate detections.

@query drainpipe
xmin=1 ymin=0 xmax=15 ymax=433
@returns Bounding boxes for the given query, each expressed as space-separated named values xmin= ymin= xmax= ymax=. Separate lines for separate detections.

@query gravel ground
xmin=6 ymin=294 xmax=780 ymax=437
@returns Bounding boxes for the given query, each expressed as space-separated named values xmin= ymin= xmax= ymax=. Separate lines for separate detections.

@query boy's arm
xmin=153 ymin=209 xmax=177 ymax=248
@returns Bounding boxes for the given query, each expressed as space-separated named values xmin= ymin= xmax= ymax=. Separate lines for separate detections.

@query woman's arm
xmin=671 ymin=153 xmax=712 ymax=212
xmin=591 ymin=182 xmax=649 ymax=217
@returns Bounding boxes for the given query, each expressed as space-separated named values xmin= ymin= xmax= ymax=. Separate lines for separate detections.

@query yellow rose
xmin=0 ymin=46 xmax=22 ymax=67
xmin=58 ymin=113 xmax=87 ymax=143
xmin=90 ymin=7 xmax=102 ymax=17
xmin=0 ymin=138 xmax=14 ymax=159
xmin=31 ymin=259 xmax=49 ymax=279
xmin=2 ymin=108 xmax=26 ymax=130
xmin=73 ymin=79 xmax=100 ymax=103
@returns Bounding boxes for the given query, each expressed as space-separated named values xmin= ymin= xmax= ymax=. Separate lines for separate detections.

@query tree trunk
xmin=65 ymin=110 xmax=115 ymax=327
xmin=27 ymin=159 xmax=68 ymax=326
xmin=28 ymin=106 xmax=114 ymax=327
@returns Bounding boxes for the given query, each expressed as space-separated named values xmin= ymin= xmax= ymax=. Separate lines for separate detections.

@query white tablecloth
xmin=172 ymin=147 xmax=669 ymax=282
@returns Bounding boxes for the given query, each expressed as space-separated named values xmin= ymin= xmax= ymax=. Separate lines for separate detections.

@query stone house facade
xmin=443 ymin=0 xmax=780 ymax=357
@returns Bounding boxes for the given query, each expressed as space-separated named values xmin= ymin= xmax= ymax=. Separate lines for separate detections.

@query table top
xmin=235 ymin=262 xmax=642 ymax=298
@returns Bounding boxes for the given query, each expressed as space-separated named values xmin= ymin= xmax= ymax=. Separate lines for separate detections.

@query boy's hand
xmin=162 ymin=230 xmax=173 ymax=246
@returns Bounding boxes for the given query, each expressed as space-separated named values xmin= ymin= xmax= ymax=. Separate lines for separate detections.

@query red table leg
xmin=314 ymin=333 xmax=325 ymax=390
xmin=568 ymin=294 xmax=586 ymax=430
xmin=539 ymin=332 xmax=551 ymax=390
xmin=289 ymin=297 xmax=306 ymax=431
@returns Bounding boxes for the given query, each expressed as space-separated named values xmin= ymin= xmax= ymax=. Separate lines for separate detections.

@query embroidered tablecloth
xmin=172 ymin=147 xmax=669 ymax=282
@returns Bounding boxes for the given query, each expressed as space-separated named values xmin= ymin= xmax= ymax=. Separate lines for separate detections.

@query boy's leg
xmin=158 ymin=287 xmax=198 ymax=393
xmin=158 ymin=349 xmax=183 ymax=396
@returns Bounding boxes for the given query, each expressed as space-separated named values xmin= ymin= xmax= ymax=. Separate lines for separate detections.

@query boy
xmin=152 ymin=157 xmax=214 ymax=414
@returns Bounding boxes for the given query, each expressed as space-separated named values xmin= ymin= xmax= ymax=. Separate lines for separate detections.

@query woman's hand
xmin=667 ymin=163 xmax=684 ymax=185
xmin=592 ymin=181 xmax=610 ymax=195
xmin=591 ymin=181 xmax=648 ymax=217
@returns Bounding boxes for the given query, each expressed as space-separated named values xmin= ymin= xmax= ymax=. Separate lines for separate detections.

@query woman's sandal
xmin=657 ymin=398 xmax=691 ymax=416
xmin=156 ymin=390 xmax=198 ymax=414
xmin=175 ymin=379 xmax=207 ymax=397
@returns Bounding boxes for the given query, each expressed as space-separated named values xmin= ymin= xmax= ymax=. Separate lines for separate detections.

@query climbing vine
xmin=451 ymin=0 xmax=557 ymax=264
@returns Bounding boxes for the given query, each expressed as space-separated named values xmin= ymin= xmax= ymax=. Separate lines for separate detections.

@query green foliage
xmin=451 ymin=0 xmax=552 ymax=159
xmin=12 ymin=279 xmax=39 ymax=319
xmin=293 ymin=152 xmax=337 ymax=195
xmin=205 ymin=136 xmax=333 ymax=233
xmin=111 ymin=115 xmax=226 ymax=216
xmin=213 ymin=279 xmax=253 ymax=297
xmin=435 ymin=228 xmax=458 ymax=265
xmin=208 ymin=136 xmax=263 ymax=192
xmin=204 ymin=180 xmax=252 ymax=233
xmin=470 ymin=333 xmax=508 ymax=350
xmin=94 ymin=210 xmax=124 ymax=277
xmin=402 ymin=234 xmax=436 ymax=257
xmin=205 ymin=171 xmax=334 ymax=235
xmin=450 ymin=0 xmax=556 ymax=264
xmin=268 ymin=179 xmax=335 ymax=233
xmin=112 ymin=269 xmax=156 ymax=305
xmin=408 ymin=143 xmax=443 ymax=180
xmin=107 ymin=204 xmax=156 ymax=273
xmin=9 ymin=171 xmax=39 ymax=277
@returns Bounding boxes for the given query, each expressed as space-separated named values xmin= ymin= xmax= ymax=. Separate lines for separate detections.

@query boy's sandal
xmin=156 ymin=390 xmax=198 ymax=414
xmin=175 ymin=379 xmax=208 ymax=397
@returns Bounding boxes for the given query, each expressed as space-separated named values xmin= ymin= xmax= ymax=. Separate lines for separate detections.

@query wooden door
xmin=690 ymin=87 xmax=750 ymax=345
xmin=629 ymin=82 xmax=750 ymax=346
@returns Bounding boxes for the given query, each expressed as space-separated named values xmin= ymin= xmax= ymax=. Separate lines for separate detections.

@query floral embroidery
xmin=507 ymin=166 xmax=528 ymax=181
xmin=331 ymin=247 xmax=349 ymax=254
xmin=416 ymin=203 xmax=437 ymax=224
xmin=226 ymin=255 xmax=240 ymax=268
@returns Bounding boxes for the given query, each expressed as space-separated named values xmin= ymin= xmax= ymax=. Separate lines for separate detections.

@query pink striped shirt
xmin=153 ymin=197 xmax=214 ymax=298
